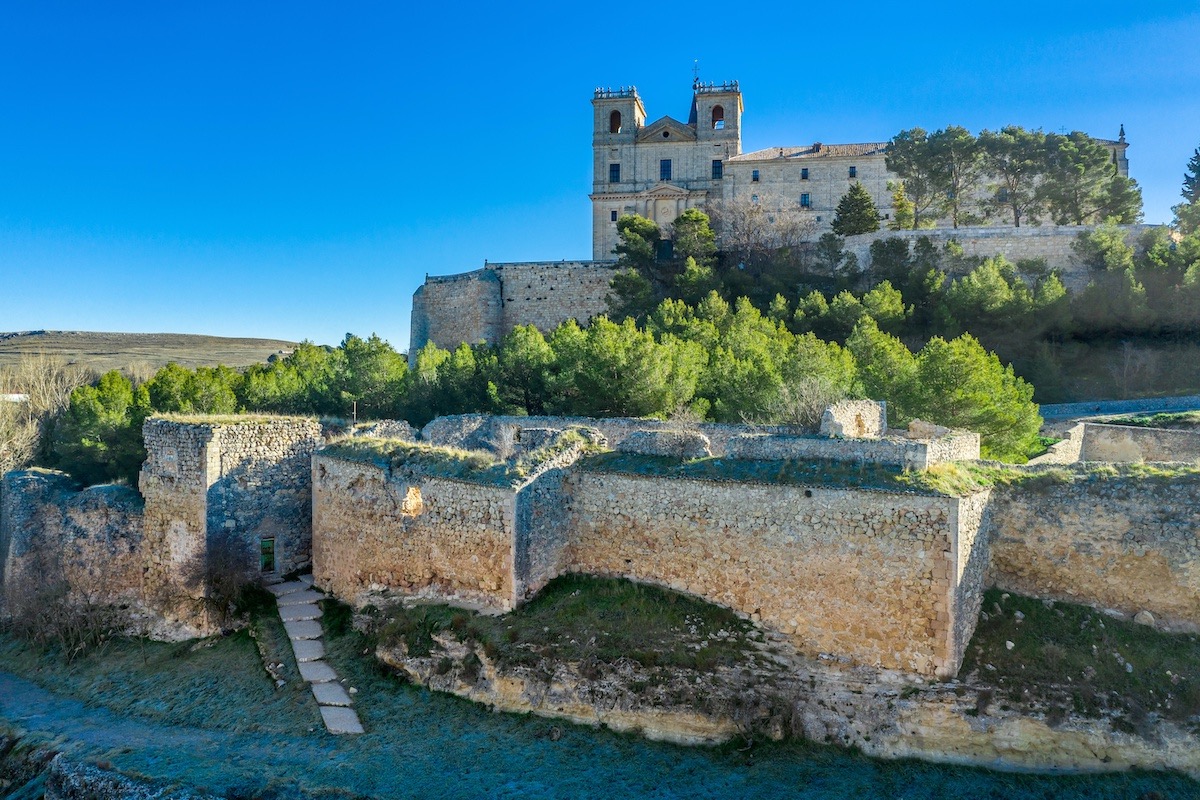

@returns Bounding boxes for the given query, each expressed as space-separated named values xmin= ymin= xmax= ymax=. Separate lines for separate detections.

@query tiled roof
xmin=729 ymin=143 xmax=889 ymax=162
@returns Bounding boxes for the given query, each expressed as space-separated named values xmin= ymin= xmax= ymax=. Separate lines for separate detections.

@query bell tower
xmin=690 ymin=79 xmax=742 ymax=154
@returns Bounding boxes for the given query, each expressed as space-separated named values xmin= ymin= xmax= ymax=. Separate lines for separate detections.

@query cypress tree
xmin=832 ymin=183 xmax=881 ymax=236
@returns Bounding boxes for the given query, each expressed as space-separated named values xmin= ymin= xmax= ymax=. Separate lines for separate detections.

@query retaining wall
xmin=1080 ymin=423 xmax=1200 ymax=463
xmin=986 ymin=472 xmax=1200 ymax=629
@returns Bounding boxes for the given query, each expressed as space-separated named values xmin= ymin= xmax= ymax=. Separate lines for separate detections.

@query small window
xmin=752 ymin=169 xmax=760 ymax=182
xmin=609 ymin=163 xmax=620 ymax=183
xmin=711 ymin=159 xmax=723 ymax=180
xmin=849 ymin=166 xmax=857 ymax=178
xmin=801 ymin=167 xmax=809 ymax=180
xmin=609 ymin=110 xmax=622 ymax=134
xmin=800 ymin=193 xmax=811 ymax=208
xmin=610 ymin=210 xmax=618 ymax=222
xmin=712 ymin=105 xmax=725 ymax=130
xmin=751 ymin=194 xmax=759 ymax=204
xmin=660 ymin=159 xmax=672 ymax=181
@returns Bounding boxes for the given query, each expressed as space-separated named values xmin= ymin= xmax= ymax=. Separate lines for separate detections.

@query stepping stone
xmin=280 ymin=603 xmax=322 ymax=622
xmin=291 ymin=639 xmax=326 ymax=663
xmin=298 ymin=574 xmax=315 ymax=587
xmin=283 ymin=619 xmax=323 ymax=640
xmin=312 ymin=682 xmax=353 ymax=707
xmin=299 ymin=660 xmax=339 ymax=683
xmin=266 ymin=581 xmax=307 ymax=598
xmin=319 ymin=705 xmax=364 ymax=735
xmin=276 ymin=589 xmax=324 ymax=607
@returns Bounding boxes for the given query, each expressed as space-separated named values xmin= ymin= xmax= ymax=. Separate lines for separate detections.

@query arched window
xmin=712 ymin=105 xmax=725 ymax=130
xmin=609 ymin=110 xmax=622 ymax=134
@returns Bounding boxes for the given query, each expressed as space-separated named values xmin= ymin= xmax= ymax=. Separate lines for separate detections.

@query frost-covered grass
xmin=962 ymin=588 xmax=1200 ymax=732
xmin=2 ymin=602 xmax=1200 ymax=798
xmin=369 ymin=574 xmax=766 ymax=672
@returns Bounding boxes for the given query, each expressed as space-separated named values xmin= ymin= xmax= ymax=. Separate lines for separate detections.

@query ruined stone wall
xmin=139 ymin=420 xmax=212 ymax=607
xmin=843 ymin=224 xmax=1158 ymax=292
xmin=986 ymin=473 xmax=1200 ymax=629
xmin=948 ymin=491 xmax=992 ymax=672
xmin=512 ymin=465 xmax=573 ymax=601
xmin=565 ymin=471 xmax=983 ymax=677
xmin=1080 ymin=422 xmax=1200 ymax=463
xmin=311 ymin=454 xmax=516 ymax=610
xmin=206 ymin=420 xmax=322 ymax=574
xmin=409 ymin=262 xmax=619 ymax=356
xmin=0 ymin=470 xmax=143 ymax=606
xmin=1027 ymin=423 xmax=1085 ymax=465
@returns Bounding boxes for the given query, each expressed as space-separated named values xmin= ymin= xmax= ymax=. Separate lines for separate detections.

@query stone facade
xmin=139 ymin=416 xmax=322 ymax=618
xmin=986 ymin=471 xmax=1200 ymax=630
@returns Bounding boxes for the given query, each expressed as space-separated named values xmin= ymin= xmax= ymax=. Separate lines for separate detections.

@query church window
xmin=849 ymin=166 xmax=857 ymax=178
xmin=712 ymin=105 xmax=725 ymax=130
xmin=609 ymin=163 xmax=621 ymax=183
xmin=660 ymin=159 xmax=672 ymax=181
xmin=609 ymin=110 xmax=622 ymax=134
xmin=711 ymin=159 xmax=723 ymax=180
xmin=801 ymin=167 xmax=809 ymax=180
xmin=752 ymin=169 xmax=760 ymax=182
xmin=611 ymin=210 xmax=618 ymax=222
xmin=800 ymin=193 xmax=811 ymax=208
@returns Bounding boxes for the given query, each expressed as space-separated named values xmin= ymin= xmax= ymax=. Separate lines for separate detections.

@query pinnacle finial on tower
xmin=692 ymin=60 xmax=700 ymax=91
xmin=1119 ymin=124 xmax=1126 ymax=143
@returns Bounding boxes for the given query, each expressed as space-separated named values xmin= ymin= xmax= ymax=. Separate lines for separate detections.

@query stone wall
xmin=311 ymin=455 xmax=517 ymax=609
xmin=409 ymin=261 xmax=620 ymax=355
xmin=820 ymin=400 xmax=887 ymax=437
xmin=0 ymin=470 xmax=144 ymax=607
xmin=1080 ymin=422 xmax=1200 ymax=463
xmin=986 ymin=471 xmax=1200 ymax=629
xmin=1027 ymin=423 xmax=1085 ymax=465
xmin=843 ymin=224 xmax=1158 ymax=292
xmin=139 ymin=416 xmax=323 ymax=621
xmin=565 ymin=471 xmax=990 ymax=677
xmin=725 ymin=430 xmax=979 ymax=468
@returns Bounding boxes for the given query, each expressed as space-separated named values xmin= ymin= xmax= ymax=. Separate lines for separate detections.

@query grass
xmin=0 ymin=330 xmax=297 ymax=374
xmin=1099 ymin=411 xmax=1200 ymax=430
xmin=962 ymin=588 xmax=1200 ymax=732
xmin=323 ymin=429 xmax=604 ymax=488
xmin=578 ymin=451 xmax=996 ymax=497
xmin=366 ymin=574 xmax=767 ymax=673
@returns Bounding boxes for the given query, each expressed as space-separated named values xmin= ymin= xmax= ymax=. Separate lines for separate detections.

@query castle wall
xmin=408 ymin=269 xmax=503 ymax=354
xmin=725 ymin=431 xmax=980 ymax=468
xmin=206 ymin=420 xmax=322 ymax=575
xmin=843 ymin=224 xmax=1158 ymax=291
xmin=0 ymin=470 xmax=144 ymax=606
xmin=1080 ymin=422 xmax=1200 ymax=463
xmin=564 ymin=471 xmax=987 ymax=677
xmin=986 ymin=473 xmax=1200 ymax=629
xmin=311 ymin=454 xmax=517 ymax=610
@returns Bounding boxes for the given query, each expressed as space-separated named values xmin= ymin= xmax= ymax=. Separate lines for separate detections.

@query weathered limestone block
xmin=820 ymin=400 xmax=887 ymax=438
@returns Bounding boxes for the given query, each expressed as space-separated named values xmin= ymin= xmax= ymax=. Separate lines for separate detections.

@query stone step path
xmin=267 ymin=575 xmax=364 ymax=735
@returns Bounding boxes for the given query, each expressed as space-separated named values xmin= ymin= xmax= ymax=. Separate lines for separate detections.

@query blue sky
xmin=2 ymin=2 xmax=1198 ymax=351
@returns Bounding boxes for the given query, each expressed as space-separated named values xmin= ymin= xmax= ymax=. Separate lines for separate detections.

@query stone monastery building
xmin=589 ymin=78 xmax=1130 ymax=261
xmin=409 ymin=78 xmax=1131 ymax=356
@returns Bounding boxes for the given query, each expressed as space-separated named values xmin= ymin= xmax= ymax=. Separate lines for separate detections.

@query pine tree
xmin=831 ymin=183 xmax=880 ymax=236
xmin=1173 ymin=146 xmax=1200 ymax=234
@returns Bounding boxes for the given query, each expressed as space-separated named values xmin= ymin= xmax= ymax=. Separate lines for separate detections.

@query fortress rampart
xmin=409 ymin=261 xmax=620 ymax=355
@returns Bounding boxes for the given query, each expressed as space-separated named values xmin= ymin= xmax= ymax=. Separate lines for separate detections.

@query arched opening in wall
xmin=609 ymin=110 xmax=622 ymax=134
xmin=712 ymin=105 xmax=725 ymax=130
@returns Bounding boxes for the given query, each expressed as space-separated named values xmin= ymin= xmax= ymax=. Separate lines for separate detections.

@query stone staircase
xmin=267 ymin=575 xmax=364 ymax=734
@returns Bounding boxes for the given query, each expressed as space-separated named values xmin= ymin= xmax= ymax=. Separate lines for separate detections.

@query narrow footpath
xmin=267 ymin=575 xmax=364 ymax=735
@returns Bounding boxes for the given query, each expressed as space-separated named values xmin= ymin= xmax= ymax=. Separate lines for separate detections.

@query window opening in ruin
xmin=849 ymin=166 xmax=857 ymax=178
xmin=712 ymin=105 xmax=724 ymax=130
xmin=609 ymin=110 xmax=622 ymax=133
xmin=660 ymin=159 xmax=672 ymax=181
xmin=711 ymin=159 xmax=723 ymax=180
xmin=752 ymin=169 xmax=760 ymax=182
xmin=260 ymin=537 xmax=276 ymax=573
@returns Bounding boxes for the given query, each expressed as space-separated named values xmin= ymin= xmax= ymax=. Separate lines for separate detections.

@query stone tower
xmin=589 ymin=80 xmax=743 ymax=261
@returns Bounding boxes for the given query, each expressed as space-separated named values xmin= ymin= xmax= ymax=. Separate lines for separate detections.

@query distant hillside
xmin=0 ymin=331 xmax=301 ymax=375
